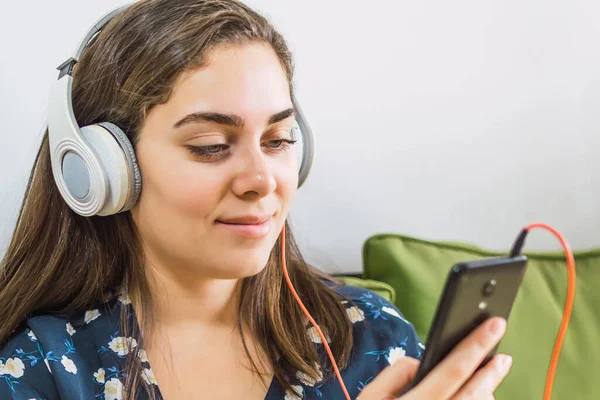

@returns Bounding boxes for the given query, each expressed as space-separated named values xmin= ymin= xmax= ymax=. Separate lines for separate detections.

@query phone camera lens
xmin=482 ymin=279 xmax=497 ymax=297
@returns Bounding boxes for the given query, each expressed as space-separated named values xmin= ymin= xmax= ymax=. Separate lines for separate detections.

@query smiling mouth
xmin=215 ymin=216 xmax=273 ymax=238
xmin=216 ymin=213 xmax=274 ymax=224
xmin=217 ymin=218 xmax=269 ymax=225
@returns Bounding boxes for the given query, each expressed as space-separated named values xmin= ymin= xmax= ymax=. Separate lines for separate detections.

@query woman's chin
xmin=214 ymin=266 xmax=267 ymax=280
xmin=212 ymin=256 xmax=271 ymax=280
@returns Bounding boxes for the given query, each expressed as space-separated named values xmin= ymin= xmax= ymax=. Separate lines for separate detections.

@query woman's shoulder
xmin=331 ymin=282 xmax=425 ymax=361
xmin=0 ymin=324 xmax=59 ymax=399
xmin=0 ymin=295 xmax=128 ymax=399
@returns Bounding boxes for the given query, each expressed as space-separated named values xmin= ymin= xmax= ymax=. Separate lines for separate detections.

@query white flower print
xmin=284 ymin=384 xmax=304 ymax=400
xmin=108 ymin=337 xmax=138 ymax=356
xmin=61 ymin=355 xmax=77 ymax=374
xmin=94 ymin=368 xmax=105 ymax=384
xmin=296 ymin=362 xmax=323 ymax=386
xmin=346 ymin=306 xmax=365 ymax=323
xmin=418 ymin=342 xmax=426 ymax=350
xmin=138 ymin=349 xmax=149 ymax=363
xmin=118 ymin=294 xmax=131 ymax=305
xmin=387 ymin=347 xmax=406 ymax=365
xmin=141 ymin=368 xmax=158 ymax=385
xmin=44 ymin=358 xmax=52 ymax=374
xmin=104 ymin=378 xmax=124 ymax=400
xmin=0 ymin=358 xmax=25 ymax=378
xmin=381 ymin=306 xmax=401 ymax=319
xmin=381 ymin=306 xmax=408 ymax=323
xmin=84 ymin=309 xmax=101 ymax=324
xmin=66 ymin=322 xmax=76 ymax=336
xmin=306 ymin=326 xmax=331 ymax=344
xmin=27 ymin=330 xmax=37 ymax=341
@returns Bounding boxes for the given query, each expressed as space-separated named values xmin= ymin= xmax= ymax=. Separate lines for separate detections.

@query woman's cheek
xmin=167 ymin=168 xmax=223 ymax=217
xmin=277 ymin=164 xmax=299 ymax=204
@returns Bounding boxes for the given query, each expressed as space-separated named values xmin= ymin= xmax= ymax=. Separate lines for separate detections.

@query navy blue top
xmin=0 ymin=284 xmax=423 ymax=399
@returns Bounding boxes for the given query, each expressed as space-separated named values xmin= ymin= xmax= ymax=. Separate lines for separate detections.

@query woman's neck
xmin=143 ymin=260 xmax=242 ymax=330
xmin=127 ymin=251 xmax=274 ymax=398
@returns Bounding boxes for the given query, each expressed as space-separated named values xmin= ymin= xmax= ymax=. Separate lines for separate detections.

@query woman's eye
xmin=186 ymin=144 xmax=229 ymax=160
xmin=264 ymin=139 xmax=297 ymax=151
xmin=185 ymin=139 xmax=296 ymax=160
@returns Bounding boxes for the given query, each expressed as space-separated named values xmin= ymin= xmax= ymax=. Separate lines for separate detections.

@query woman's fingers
xmin=359 ymin=317 xmax=510 ymax=400
xmin=413 ymin=317 xmax=507 ymax=399
xmin=453 ymin=353 xmax=513 ymax=399
xmin=357 ymin=356 xmax=420 ymax=400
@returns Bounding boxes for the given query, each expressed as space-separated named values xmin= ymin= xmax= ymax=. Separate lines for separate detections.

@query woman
xmin=0 ymin=0 xmax=512 ymax=399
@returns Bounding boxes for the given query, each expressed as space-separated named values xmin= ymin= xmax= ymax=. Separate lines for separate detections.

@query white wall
xmin=1 ymin=0 xmax=598 ymax=273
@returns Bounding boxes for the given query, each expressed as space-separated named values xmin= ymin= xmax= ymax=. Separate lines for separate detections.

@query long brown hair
xmin=0 ymin=0 xmax=353 ymax=398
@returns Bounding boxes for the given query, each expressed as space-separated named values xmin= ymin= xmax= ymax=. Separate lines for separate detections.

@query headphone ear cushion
xmin=291 ymin=97 xmax=314 ymax=188
xmin=97 ymin=122 xmax=142 ymax=211
xmin=292 ymin=124 xmax=304 ymax=174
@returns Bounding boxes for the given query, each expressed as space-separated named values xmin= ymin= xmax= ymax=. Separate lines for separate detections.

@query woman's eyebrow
xmin=172 ymin=107 xmax=295 ymax=129
xmin=173 ymin=112 xmax=244 ymax=129
xmin=268 ymin=108 xmax=295 ymax=125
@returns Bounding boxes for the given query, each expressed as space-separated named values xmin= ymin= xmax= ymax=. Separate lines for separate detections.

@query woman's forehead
xmin=166 ymin=42 xmax=292 ymax=120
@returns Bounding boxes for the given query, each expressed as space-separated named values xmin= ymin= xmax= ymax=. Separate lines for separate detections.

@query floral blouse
xmin=0 ymin=284 xmax=424 ymax=399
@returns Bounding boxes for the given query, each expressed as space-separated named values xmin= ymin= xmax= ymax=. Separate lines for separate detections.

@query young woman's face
xmin=132 ymin=42 xmax=298 ymax=279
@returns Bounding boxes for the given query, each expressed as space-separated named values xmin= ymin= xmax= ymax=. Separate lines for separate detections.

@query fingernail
xmin=501 ymin=355 xmax=513 ymax=372
xmin=489 ymin=318 xmax=507 ymax=336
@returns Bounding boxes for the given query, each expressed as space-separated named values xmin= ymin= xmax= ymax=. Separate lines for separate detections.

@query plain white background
xmin=1 ymin=0 xmax=598 ymax=273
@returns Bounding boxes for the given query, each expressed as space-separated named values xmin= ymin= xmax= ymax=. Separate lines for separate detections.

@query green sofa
xmin=339 ymin=233 xmax=600 ymax=400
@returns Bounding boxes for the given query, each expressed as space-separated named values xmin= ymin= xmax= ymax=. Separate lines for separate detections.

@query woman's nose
xmin=231 ymin=147 xmax=277 ymax=199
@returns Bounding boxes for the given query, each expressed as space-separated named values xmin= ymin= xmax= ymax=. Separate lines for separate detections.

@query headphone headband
xmin=58 ymin=4 xmax=133 ymax=79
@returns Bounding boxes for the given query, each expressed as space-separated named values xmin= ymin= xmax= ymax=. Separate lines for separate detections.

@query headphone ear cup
xmin=292 ymin=123 xmax=304 ymax=176
xmin=293 ymin=120 xmax=315 ymax=189
xmin=77 ymin=123 xmax=140 ymax=216
xmin=291 ymin=97 xmax=314 ymax=188
xmin=97 ymin=122 xmax=142 ymax=211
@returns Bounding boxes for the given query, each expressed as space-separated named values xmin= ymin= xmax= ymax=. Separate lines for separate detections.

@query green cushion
xmin=363 ymin=233 xmax=600 ymax=400
xmin=336 ymin=276 xmax=396 ymax=303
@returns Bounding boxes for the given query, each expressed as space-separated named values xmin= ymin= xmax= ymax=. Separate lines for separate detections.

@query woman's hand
xmin=358 ymin=317 xmax=513 ymax=400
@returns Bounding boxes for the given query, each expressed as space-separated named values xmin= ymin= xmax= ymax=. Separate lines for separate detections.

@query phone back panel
xmin=413 ymin=255 xmax=527 ymax=384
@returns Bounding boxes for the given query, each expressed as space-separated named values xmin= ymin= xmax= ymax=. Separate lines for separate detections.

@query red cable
xmin=523 ymin=224 xmax=576 ymax=400
xmin=280 ymin=227 xmax=352 ymax=400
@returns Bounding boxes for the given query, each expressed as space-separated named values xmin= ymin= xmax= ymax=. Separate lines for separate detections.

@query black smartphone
xmin=409 ymin=255 xmax=527 ymax=388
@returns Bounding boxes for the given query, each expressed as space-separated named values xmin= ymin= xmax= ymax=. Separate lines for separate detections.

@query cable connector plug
xmin=510 ymin=228 xmax=529 ymax=257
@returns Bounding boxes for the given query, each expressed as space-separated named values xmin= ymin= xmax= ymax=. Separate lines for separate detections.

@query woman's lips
xmin=215 ymin=217 xmax=272 ymax=238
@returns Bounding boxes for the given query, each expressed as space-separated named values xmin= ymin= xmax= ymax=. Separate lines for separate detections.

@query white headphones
xmin=48 ymin=4 xmax=315 ymax=217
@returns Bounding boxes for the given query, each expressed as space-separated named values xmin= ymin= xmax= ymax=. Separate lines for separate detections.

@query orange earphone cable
xmin=280 ymin=228 xmax=352 ymax=400
xmin=520 ymin=224 xmax=576 ymax=400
